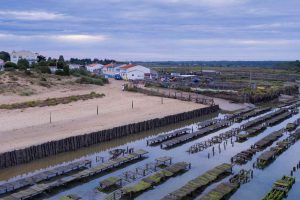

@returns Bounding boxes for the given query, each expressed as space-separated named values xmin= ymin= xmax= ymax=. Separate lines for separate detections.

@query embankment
xmin=0 ymin=105 xmax=219 ymax=169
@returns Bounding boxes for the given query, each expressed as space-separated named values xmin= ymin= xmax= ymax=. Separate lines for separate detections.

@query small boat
xmin=109 ymin=149 xmax=125 ymax=159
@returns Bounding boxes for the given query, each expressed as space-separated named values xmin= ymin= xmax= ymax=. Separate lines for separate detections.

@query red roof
xmin=103 ymin=63 xmax=114 ymax=68
xmin=120 ymin=64 xmax=135 ymax=69
xmin=88 ymin=63 xmax=101 ymax=67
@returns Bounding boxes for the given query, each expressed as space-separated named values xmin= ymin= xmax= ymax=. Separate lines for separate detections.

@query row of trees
xmin=69 ymin=58 xmax=116 ymax=65
xmin=3 ymin=54 xmax=70 ymax=76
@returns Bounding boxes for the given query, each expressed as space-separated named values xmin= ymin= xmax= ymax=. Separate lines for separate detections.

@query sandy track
xmin=0 ymin=80 xmax=207 ymax=153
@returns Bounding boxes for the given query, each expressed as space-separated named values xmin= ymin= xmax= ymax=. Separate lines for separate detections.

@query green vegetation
xmin=71 ymin=69 xmax=108 ymax=86
xmin=122 ymin=162 xmax=189 ymax=198
xmin=4 ymin=61 xmax=17 ymax=70
xmin=263 ymin=176 xmax=295 ymax=200
xmin=0 ymin=51 xmax=10 ymax=62
xmin=0 ymin=92 xmax=105 ymax=110
xmin=17 ymin=59 xmax=30 ymax=70
xmin=69 ymin=58 xmax=116 ymax=65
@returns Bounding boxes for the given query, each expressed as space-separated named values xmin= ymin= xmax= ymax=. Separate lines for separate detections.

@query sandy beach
xmin=0 ymin=80 xmax=209 ymax=153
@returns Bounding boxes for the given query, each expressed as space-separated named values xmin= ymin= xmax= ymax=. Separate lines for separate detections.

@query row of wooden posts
xmin=49 ymin=99 xmax=165 ymax=123
xmin=0 ymin=105 xmax=220 ymax=169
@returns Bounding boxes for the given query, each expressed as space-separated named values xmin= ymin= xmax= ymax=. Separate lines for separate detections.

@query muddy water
xmin=2 ymin=108 xmax=300 ymax=200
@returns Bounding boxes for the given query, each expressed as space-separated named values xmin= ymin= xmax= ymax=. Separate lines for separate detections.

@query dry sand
xmin=0 ymin=80 xmax=207 ymax=153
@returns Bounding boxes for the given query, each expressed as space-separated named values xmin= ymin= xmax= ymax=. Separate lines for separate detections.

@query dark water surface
xmin=1 ymin=108 xmax=300 ymax=200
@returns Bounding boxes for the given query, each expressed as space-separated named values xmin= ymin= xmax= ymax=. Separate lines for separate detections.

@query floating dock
xmin=121 ymin=162 xmax=190 ymax=199
xmin=257 ymin=129 xmax=300 ymax=168
xmin=200 ymin=182 xmax=239 ymax=200
xmin=200 ymin=169 xmax=253 ymax=200
xmin=235 ymin=107 xmax=271 ymax=122
xmin=146 ymin=128 xmax=191 ymax=146
xmin=0 ymin=160 xmax=91 ymax=195
xmin=232 ymin=129 xmax=284 ymax=165
xmin=241 ymin=108 xmax=287 ymax=130
xmin=161 ymin=121 xmax=231 ymax=149
xmin=262 ymin=176 xmax=295 ymax=200
xmin=161 ymin=163 xmax=232 ymax=200
xmin=1 ymin=150 xmax=148 ymax=200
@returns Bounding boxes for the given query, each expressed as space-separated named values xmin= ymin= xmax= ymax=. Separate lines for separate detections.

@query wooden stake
xmin=50 ymin=112 xmax=52 ymax=124
xmin=97 ymin=105 xmax=99 ymax=115
xmin=132 ymin=100 xmax=133 ymax=109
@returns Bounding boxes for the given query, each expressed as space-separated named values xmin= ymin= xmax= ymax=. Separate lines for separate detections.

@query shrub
xmin=17 ymin=59 xmax=30 ymax=70
xmin=70 ymin=68 xmax=90 ymax=77
xmin=4 ymin=62 xmax=17 ymax=70
xmin=39 ymin=66 xmax=51 ymax=74
xmin=76 ymin=76 xmax=104 ymax=86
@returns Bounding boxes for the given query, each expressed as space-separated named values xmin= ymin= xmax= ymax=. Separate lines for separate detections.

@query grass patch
xmin=0 ymin=92 xmax=105 ymax=110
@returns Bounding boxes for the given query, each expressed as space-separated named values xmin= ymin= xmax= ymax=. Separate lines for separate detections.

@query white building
xmin=69 ymin=64 xmax=83 ymax=70
xmin=102 ymin=63 xmax=122 ymax=77
xmin=85 ymin=63 xmax=103 ymax=74
xmin=10 ymin=50 xmax=38 ymax=64
xmin=119 ymin=64 xmax=136 ymax=79
xmin=126 ymin=65 xmax=152 ymax=80
xmin=0 ymin=59 xmax=4 ymax=71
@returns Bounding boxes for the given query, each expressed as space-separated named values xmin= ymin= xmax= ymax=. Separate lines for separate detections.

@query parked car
xmin=114 ymin=74 xmax=123 ymax=80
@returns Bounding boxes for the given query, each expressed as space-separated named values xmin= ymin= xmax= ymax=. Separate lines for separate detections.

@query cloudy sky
xmin=0 ymin=0 xmax=299 ymax=61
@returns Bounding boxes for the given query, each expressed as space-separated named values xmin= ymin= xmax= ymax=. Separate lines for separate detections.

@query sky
xmin=0 ymin=0 xmax=299 ymax=61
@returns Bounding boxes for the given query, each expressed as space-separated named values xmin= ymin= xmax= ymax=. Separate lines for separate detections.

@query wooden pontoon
xmin=147 ymin=128 xmax=191 ymax=146
xmin=161 ymin=163 xmax=232 ymax=200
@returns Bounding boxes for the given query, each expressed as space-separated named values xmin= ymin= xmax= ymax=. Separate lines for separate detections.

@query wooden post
xmin=132 ymin=100 xmax=133 ymax=109
xmin=97 ymin=105 xmax=99 ymax=115
xmin=50 ymin=112 xmax=52 ymax=124
xmin=161 ymin=97 xmax=163 ymax=104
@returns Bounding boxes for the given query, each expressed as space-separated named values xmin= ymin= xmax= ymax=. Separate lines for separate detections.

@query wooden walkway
xmin=147 ymin=128 xmax=191 ymax=146
xmin=1 ymin=150 xmax=148 ymax=200
xmin=161 ymin=120 xmax=231 ymax=149
xmin=0 ymin=160 xmax=91 ymax=195
xmin=161 ymin=163 xmax=232 ymax=200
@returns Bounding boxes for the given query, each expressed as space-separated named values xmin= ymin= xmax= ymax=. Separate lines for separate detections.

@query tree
xmin=63 ymin=65 xmax=70 ymax=75
xmin=4 ymin=61 xmax=17 ymax=69
xmin=17 ymin=59 xmax=30 ymax=70
xmin=58 ymin=55 xmax=65 ymax=62
xmin=39 ymin=60 xmax=48 ymax=66
xmin=48 ymin=58 xmax=57 ymax=66
xmin=37 ymin=55 xmax=46 ymax=62
xmin=0 ymin=51 xmax=10 ymax=62
xmin=57 ymin=61 xmax=65 ymax=69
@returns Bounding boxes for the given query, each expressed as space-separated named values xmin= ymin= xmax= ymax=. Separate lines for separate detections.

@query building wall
xmin=10 ymin=51 xmax=38 ymax=64
xmin=127 ymin=70 xmax=145 ymax=80
xmin=0 ymin=59 xmax=4 ymax=71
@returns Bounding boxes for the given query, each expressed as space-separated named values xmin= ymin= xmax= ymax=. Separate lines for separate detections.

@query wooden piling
xmin=0 ymin=105 xmax=219 ymax=169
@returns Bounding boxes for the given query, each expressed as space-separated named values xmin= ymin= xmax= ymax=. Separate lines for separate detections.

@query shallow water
xmin=1 ymin=108 xmax=300 ymax=200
